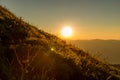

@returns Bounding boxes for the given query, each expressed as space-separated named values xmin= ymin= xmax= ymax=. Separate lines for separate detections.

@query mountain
xmin=69 ymin=39 xmax=120 ymax=64
xmin=0 ymin=5 xmax=120 ymax=80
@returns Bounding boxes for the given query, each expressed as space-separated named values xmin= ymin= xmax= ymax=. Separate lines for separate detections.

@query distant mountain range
xmin=69 ymin=39 xmax=120 ymax=64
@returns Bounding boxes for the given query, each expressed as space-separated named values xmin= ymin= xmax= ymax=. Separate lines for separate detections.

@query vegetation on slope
xmin=0 ymin=5 xmax=120 ymax=80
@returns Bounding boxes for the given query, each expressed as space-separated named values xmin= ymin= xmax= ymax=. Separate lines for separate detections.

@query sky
xmin=0 ymin=0 xmax=120 ymax=40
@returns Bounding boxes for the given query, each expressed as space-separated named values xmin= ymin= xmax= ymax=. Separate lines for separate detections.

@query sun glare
xmin=61 ymin=26 xmax=73 ymax=38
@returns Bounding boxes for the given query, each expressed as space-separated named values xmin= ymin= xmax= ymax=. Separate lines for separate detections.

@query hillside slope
xmin=0 ymin=5 xmax=120 ymax=80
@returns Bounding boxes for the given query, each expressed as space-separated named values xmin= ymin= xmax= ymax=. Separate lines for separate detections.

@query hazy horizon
xmin=68 ymin=39 xmax=120 ymax=40
xmin=70 ymin=40 xmax=120 ymax=64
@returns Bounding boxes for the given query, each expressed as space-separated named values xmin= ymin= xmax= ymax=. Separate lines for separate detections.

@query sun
xmin=61 ymin=26 xmax=73 ymax=38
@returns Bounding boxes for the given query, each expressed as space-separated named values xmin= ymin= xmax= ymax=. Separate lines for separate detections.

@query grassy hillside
xmin=112 ymin=64 xmax=120 ymax=70
xmin=0 ymin=5 xmax=120 ymax=80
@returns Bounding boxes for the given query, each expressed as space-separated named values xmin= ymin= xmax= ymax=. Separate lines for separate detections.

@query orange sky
xmin=0 ymin=0 xmax=120 ymax=40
